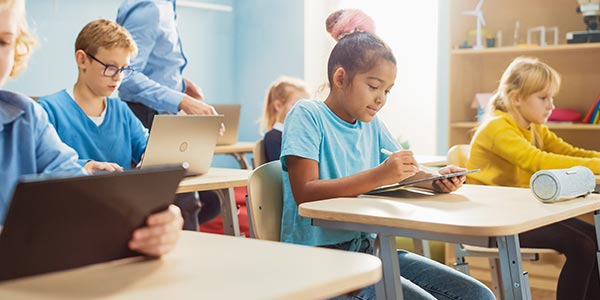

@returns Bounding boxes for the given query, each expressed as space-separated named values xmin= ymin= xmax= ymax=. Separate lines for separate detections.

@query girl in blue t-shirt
xmin=280 ymin=9 xmax=494 ymax=300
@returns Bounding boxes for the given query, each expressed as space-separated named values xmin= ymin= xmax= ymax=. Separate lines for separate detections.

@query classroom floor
xmin=530 ymin=288 xmax=556 ymax=300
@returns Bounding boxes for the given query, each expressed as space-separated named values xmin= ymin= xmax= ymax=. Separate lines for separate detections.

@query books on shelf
xmin=582 ymin=95 xmax=600 ymax=124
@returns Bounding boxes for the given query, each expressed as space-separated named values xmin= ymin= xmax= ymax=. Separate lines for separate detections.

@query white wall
xmin=304 ymin=0 xmax=337 ymax=98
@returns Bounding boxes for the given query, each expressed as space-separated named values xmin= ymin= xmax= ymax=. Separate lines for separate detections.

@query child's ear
xmin=332 ymin=67 xmax=347 ymax=89
xmin=273 ymin=99 xmax=284 ymax=112
xmin=509 ymin=91 xmax=522 ymax=107
xmin=74 ymin=50 xmax=88 ymax=68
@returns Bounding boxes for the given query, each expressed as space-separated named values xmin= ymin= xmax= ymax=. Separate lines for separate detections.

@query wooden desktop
xmin=0 ymin=231 xmax=383 ymax=299
xmin=299 ymin=184 xmax=600 ymax=300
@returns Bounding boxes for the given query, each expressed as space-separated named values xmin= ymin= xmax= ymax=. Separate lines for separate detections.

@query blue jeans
xmin=324 ymin=238 xmax=495 ymax=300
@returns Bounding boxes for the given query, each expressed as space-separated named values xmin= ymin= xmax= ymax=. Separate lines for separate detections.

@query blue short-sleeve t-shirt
xmin=280 ymin=100 xmax=400 ymax=246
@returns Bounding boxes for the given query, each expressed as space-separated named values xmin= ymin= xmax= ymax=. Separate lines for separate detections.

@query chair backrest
xmin=447 ymin=144 xmax=470 ymax=168
xmin=247 ymin=160 xmax=283 ymax=241
xmin=252 ymin=139 xmax=267 ymax=169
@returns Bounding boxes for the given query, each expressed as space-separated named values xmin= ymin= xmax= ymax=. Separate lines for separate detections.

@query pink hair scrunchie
xmin=326 ymin=9 xmax=376 ymax=41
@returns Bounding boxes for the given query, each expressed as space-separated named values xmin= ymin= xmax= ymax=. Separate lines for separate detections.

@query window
xmin=304 ymin=0 xmax=440 ymax=154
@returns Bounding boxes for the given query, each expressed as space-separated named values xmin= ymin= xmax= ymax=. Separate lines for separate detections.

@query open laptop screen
xmin=141 ymin=115 xmax=223 ymax=176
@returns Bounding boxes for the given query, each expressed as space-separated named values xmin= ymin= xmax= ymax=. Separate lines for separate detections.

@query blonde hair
xmin=260 ymin=76 xmax=309 ymax=133
xmin=485 ymin=56 xmax=561 ymax=119
xmin=75 ymin=19 xmax=137 ymax=57
xmin=482 ymin=56 xmax=561 ymax=147
xmin=1 ymin=0 xmax=37 ymax=78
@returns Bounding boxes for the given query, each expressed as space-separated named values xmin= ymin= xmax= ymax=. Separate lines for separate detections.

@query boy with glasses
xmin=39 ymin=19 xmax=205 ymax=231
xmin=38 ymin=19 xmax=146 ymax=174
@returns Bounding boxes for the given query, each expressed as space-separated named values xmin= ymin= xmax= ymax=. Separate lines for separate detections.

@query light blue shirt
xmin=280 ymin=100 xmax=400 ymax=246
xmin=38 ymin=90 xmax=149 ymax=169
xmin=117 ymin=0 xmax=187 ymax=113
xmin=0 ymin=91 xmax=84 ymax=224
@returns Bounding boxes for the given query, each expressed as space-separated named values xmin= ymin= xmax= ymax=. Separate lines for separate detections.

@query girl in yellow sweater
xmin=467 ymin=56 xmax=600 ymax=300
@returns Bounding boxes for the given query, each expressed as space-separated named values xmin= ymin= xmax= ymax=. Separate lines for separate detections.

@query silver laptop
xmin=141 ymin=115 xmax=223 ymax=176
xmin=213 ymin=104 xmax=240 ymax=145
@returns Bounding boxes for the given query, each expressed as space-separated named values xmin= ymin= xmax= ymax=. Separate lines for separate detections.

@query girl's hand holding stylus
xmin=377 ymin=150 xmax=419 ymax=185
xmin=431 ymin=165 xmax=467 ymax=193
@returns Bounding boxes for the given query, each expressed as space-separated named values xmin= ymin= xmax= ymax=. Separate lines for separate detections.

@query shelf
xmin=451 ymin=43 xmax=600 ymax=56
xmin=451 ymin=122 xmax=600 ymax=130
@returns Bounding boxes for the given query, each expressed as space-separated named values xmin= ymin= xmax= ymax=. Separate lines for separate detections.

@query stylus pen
xmin=380 ymin=148 xmax=439 ymax=174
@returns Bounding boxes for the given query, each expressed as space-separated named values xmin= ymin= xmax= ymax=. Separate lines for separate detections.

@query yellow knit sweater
xmin=466 ymin=110 xmax=600 ymax=188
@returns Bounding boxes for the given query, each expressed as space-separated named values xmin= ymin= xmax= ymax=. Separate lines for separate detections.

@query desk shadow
xmin=0 ymin=257 xmax=165 ymax=298
xmin=362 ymin=188 xmax=472 ymax=204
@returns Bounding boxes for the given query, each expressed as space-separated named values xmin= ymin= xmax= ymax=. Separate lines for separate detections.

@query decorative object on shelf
xmin=567 ymin=0 xmax=600 ymax=43
xmin=582 ymin=94 xmax=600 ymax=123
xmin=496 ymin=30 xmax=503 ymax=47
xmin=547 ymin=26 xmax=559 ymax=45
xmin=547 ymin=108 xmax=582 ymax=122
xmin=462 ymin=0 xmax=486 ymax=49
xmin=526 ymin=26 xmax=559 ymax=46
xmin=513 ymin=20 xmax=520 ymax=46
xmin=471 ymin=93 xmax=493 ymax=122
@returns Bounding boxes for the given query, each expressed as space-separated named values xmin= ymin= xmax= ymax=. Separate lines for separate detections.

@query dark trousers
xmin=519 ymin=217 xmax=600 ymax=300
xmin=173 ymin=191 xmax=221 ymax=231
xmin=127 ymin=101 xmax=157 ymax=130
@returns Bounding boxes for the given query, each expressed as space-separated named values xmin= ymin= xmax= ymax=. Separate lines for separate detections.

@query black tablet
xmin=0 ymin=166 xmax=185 ymax=281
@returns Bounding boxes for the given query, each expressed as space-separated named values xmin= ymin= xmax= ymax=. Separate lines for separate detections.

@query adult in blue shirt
xmin=117 ymin=0 xmax=221 ymax=229
xmin=0 ymin=0 xmax=182 ymax=257
xmin=116 ymin=0 xmax=215 ymax=128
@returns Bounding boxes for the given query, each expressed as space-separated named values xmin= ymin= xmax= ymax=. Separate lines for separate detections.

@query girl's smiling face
xmin=337 ymin=59 xmax=397 ymax=124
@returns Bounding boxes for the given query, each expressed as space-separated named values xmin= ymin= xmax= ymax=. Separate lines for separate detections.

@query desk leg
xmin=497 ymin=235 xmax=528 ymax=300
xmin=594 ymin=210 xmax=600 ymax=281
xmin=412 ymin=239 xmax=431 ymax=258
xmin=375 ymin=234 xmax=403 ymax=300
xmin=216 ymin=187 xmax=241 ymax=237
xmin=230 ymin=153 xmax=250 ymax=169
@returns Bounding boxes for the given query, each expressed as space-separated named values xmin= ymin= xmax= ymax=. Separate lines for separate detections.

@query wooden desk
xmin=415 ymin=154 xmax=448 ymax=167
xmin=596 ymin=174 xmax=600 ymax=185
xmin=299 ymin=185 xmax=600 ymax=300
xmin=0 ymin=231 xmax=382 ymax=299
xmin=214 ymin=141 xmax=254 ymax=169
xmin=178 ymin=168 xmax=251 ymax=236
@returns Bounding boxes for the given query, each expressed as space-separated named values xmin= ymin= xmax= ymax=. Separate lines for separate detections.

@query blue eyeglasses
xmin=86 ymin=52 xmax=134 ymax=78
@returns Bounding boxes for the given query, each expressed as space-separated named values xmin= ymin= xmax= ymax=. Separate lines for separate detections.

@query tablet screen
xmin=367 ymin=169 xmax=480 ymax=194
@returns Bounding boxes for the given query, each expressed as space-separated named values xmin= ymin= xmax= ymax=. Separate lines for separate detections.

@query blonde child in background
xmin=279 ymin=9 xmax=494 ymax=300
xmin=260 ymin=76 xmax=309 ymax=162
xmin=467 ymin=56 xmax=600 ymax=300
xmin=0 ymin=0 xmax=182 ymax=257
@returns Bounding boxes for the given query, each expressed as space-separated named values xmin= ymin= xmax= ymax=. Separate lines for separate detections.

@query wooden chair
xmin=448 ymin=144 xmax=558 ymax=299
xmin=252 ymin=139 xmax=267 ymax=169
xmin=246 ymin=160 xmax=283 ymax=241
